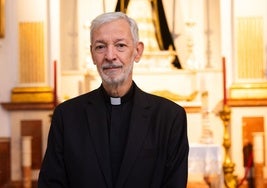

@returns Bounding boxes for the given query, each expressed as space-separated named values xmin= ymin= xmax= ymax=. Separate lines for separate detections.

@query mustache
xmin=102 ymin=63 xmax=123 ymax=69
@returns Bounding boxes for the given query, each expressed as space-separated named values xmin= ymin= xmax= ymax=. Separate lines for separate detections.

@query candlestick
xmin=53 ymin=60 xmax=58 ymax=107
xmin=219 ymin=105 xmax=238 ymax=188
xmin=222 ymin=57 xmax=227 ymax=105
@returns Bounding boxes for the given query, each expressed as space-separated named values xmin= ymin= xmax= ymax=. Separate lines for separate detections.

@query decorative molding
xmin=11 ymin=87 xmax=54 ymax=103
xmin=229 ymin=83 xmax=267 ymax=99
xmin=1 ymin=102 xmax=55 ymax=111
xmin=228 ymin=98 xmax=267 ymax=107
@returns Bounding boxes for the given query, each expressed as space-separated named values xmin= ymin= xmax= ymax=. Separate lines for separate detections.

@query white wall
xmin=0 ymin=0 xmax=18 ymax=136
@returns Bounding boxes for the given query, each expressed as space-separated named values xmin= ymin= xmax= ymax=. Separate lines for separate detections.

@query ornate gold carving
xmin=151 ymin=90 xmax=198 ymax=102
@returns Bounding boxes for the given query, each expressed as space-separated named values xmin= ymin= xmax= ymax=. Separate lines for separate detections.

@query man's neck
xmin=103 ymin=80 xmax=133 ymax=97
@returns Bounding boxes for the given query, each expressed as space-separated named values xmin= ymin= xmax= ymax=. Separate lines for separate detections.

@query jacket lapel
xmin=116 ymin=87 xmax=151 ymax=188
xmin=86 ymin=89 xmax=113 ymax=188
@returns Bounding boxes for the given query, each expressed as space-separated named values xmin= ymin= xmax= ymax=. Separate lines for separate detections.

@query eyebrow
xmin=93 ymin=38 xmax=127 ymax=44
xmin=93 ymin=40 xmax=106 ymax=45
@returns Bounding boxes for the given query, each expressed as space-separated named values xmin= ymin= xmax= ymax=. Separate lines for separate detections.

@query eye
xmin=94 ymin=44 xmax=106 ymax=53
xmin=115 ymin=43 xmax=127 ymax=52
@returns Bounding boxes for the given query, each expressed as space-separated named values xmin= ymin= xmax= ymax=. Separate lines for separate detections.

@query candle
xmin=222 ymin=57 xmax=227 ymax=105
xmin=22 ymin=136 xmax=32 ymax=167
xmin=253 ymin=132 xmax=264 ymax=164
xmin=53 ymin=60 xmax=57 ymax=107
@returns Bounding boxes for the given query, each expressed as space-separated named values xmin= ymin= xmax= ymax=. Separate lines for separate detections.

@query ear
xmin=134 ymin=42 xmax=144 ymax=63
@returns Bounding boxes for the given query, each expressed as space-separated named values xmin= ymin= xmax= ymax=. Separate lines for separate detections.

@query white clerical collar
xmin=110 ymin=97 xmax=121 ymax=105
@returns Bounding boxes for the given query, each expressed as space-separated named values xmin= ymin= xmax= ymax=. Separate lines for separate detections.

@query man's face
xmin=90 ymin=19 xmax=143 ymax=86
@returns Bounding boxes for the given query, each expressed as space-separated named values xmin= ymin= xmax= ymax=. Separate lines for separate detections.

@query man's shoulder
xmin=57 ymin=88 xmax=100 ymax=108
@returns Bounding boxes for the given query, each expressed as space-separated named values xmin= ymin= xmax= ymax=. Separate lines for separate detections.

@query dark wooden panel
xmin=21 ymin=120 xmax=42 ymax=170
xmin=0 ymin=138 xmax=11 ymax=187
xmin=242 ymin=116 xmax=264 ymax=145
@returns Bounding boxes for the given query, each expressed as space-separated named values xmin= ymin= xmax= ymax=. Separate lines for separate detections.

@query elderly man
xmin=38 ymin=12 xmax=188 ymax=188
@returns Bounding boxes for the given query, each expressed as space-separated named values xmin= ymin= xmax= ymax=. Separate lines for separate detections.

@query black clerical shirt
xmin=101 ymin=84 xmax=134 ymax=185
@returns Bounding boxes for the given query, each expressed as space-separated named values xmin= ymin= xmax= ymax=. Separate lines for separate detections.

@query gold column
xmin=19 ymin=22 xmax=45 ymax=84
xmin=11 ymin=22 xmax=53 ymax=103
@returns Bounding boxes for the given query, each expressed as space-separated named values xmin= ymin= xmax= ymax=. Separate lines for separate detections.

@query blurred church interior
xmin=0 ymin=0 xmax=267 ymax=187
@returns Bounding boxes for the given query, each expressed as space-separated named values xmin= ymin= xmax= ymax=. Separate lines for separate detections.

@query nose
xmin=105 ymin=45 xmax=116 ymax=61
